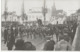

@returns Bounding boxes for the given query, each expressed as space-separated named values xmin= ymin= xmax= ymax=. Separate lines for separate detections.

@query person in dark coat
xmin=4 ymin=28 xmax=8 ymax=44
xmin=19 ymin=28 xmax=23 ymax=38
xmin=43 ymin=40 xmax=55 ymax=50
xmin=14 ymin=27 xmax=18 ymax=38
xmin=11 ymin=27 xmax=14 ymax=34
xmin=14 ymin=39 xmax=24 ymax=50
xmin=7 ymin=34 xmax=15 ymax=50
xmin=24 ymin=42 xmax=36 ymax=50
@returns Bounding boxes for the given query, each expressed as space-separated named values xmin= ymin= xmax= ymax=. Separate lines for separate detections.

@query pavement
xmin=1 ymin=34 xmax=47 ymax=50
xmin=1 ymin=37 xmax=8 ymax=50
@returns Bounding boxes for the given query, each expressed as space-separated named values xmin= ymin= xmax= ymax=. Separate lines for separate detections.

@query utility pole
xmin=4 ymin=0 xmax=8 ymax=26
xmin=43 ymin=0 xmax=46 ymax=24
xmin=22 ymin=0 xmax=25 ymax=23
xmin=42 ymin=0 xmax=47 ymax=25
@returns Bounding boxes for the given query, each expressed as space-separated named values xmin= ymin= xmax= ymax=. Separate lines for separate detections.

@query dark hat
xmin=24 ymin=41 xmax=36 ymax=50
xmin=15 ymin=39 xmax=24 ymax=47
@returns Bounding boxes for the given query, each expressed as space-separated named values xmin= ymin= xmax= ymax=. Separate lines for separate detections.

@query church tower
xmin=52 ymin=1 xmax=56 ymax=11
xmin=51 ymin=0 xmax=57 ymax=17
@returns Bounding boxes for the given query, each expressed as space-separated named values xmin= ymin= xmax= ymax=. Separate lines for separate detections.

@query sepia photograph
xmin=1 ymin=0 xmax=80 ymax=51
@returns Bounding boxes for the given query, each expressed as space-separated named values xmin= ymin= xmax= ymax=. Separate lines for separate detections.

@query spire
xmin=52 ymin=0 xmax=56 ymax=10
xmin=51 ymin=0 xmax=56 ymax=17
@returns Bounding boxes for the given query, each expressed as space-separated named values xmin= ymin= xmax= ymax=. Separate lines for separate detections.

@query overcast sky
xmin=1 ymin=0 xmax=80 ymax=16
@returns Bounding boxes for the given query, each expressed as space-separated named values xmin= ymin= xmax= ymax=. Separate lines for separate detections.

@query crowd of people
xmin=2 ymin=20 xmax=78 ymax=51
